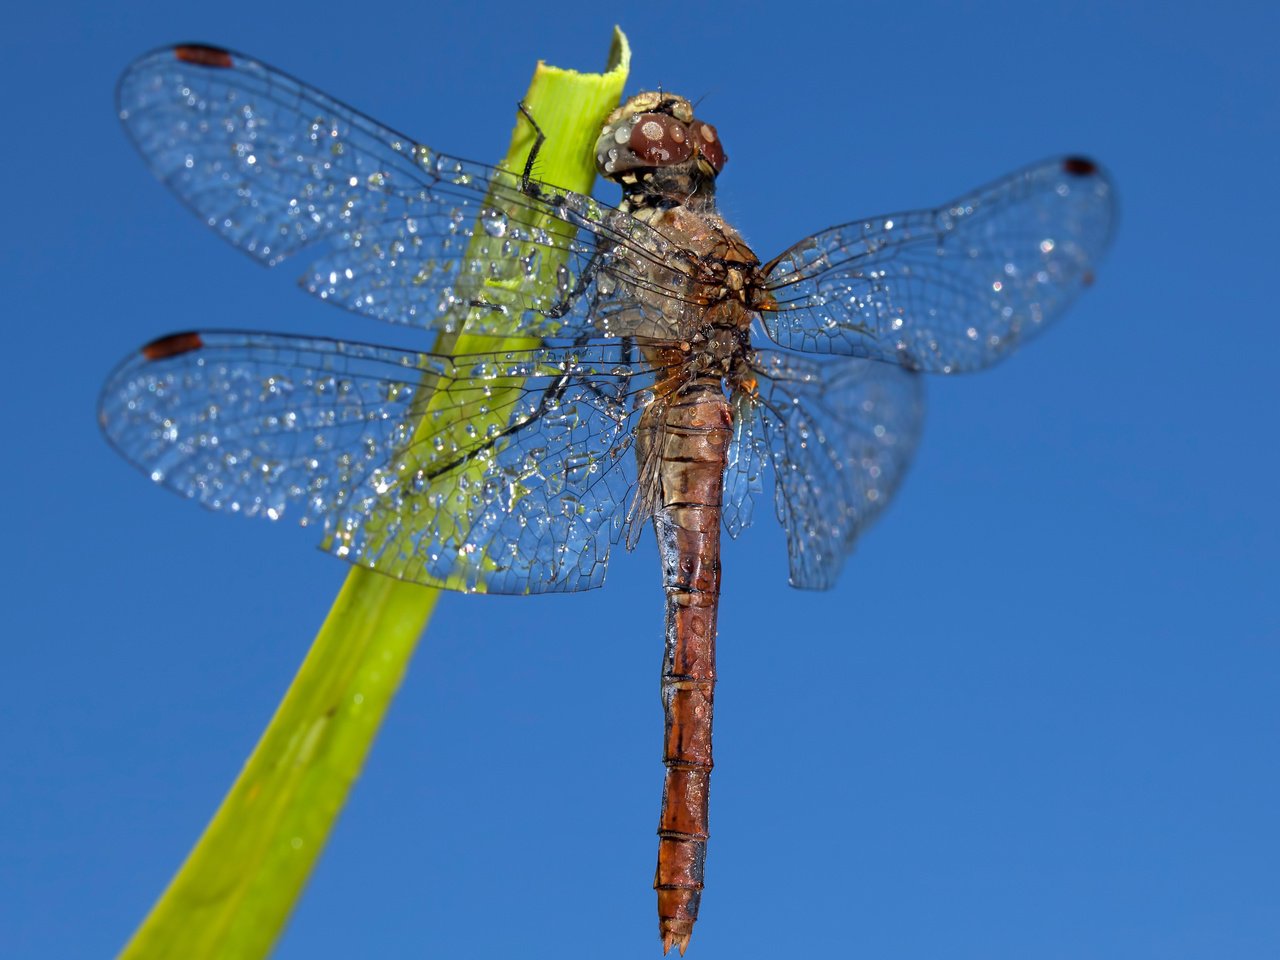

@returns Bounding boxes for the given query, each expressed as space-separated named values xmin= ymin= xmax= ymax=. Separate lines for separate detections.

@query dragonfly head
xmin=596 ymin=92 xmax=727 ymax=201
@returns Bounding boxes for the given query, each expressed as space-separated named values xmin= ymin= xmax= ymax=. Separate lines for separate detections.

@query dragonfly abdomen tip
xmin=660 ymin=920 xmax=693 ymax=956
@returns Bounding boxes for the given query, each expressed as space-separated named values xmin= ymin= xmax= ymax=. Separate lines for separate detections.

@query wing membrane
xmin=729 ymin=351 xmax=925 ymax=588
xmin=762 ymin=157 xmax=1115 ymax=371
xmin=99 ymin=331 xmax=654 ymax=593
xmin=117 ymin=45 xmax=694 ymax=342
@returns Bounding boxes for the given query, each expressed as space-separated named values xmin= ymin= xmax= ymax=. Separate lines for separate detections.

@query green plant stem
xmin=118 ymin=29 xmax=630 ymax=960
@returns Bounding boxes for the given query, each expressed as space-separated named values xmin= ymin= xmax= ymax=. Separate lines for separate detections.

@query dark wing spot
xmin=1062 ymin=156 xmax=1098 ymax=176
xmin=174 ymin=44 xmax=234 ymax=68
xmin=142 ymin=331 xmax=204 ymax=360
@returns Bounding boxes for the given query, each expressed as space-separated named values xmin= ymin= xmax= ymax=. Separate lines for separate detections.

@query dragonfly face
xmin=101 ymin=43 xmax=1115 ymax=954
xmin=596 ymin=92 xmax=726 ymax=193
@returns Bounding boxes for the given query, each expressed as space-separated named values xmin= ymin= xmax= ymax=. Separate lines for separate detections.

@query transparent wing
xmin=99 ymin=331 xmax=655 ymax=594
xmin=117 ymin=44 xmax=694 ymax=341
xmin=761 ymin=157 xmax=1116 ymax=372
xmin=726 ymin=350 xmax=925 ymax=589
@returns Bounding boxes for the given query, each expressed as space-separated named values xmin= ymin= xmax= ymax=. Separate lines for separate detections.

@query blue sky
xmin=2 ymin=1 xmax=1277 ymax=958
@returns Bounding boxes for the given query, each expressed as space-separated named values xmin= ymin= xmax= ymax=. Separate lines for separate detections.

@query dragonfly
xmin=100 ymin=43 xmax=1115 ymax=954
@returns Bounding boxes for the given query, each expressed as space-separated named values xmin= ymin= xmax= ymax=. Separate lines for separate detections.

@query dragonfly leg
xmin=515 ymin=100 xmax=547 ymax=195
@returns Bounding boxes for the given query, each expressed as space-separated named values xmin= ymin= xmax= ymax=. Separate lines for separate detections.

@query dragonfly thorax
xmin=696 ymin=315 xmax=753 ymax=371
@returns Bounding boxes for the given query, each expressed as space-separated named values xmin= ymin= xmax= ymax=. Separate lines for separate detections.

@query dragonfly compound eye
xmin=628 ymin=113 xmax=694 ymax=166
xmin=597 ymin=112 xmax=696 ymax=178
xmin=692 ymin=120 xmax=726 ymax=174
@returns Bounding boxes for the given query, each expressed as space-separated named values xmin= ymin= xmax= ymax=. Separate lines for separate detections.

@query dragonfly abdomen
xmin=651 ymin=381 xmax=731 ymax=955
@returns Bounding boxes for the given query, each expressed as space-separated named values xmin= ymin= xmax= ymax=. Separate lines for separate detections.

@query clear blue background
xmin=2 ymin=1 xmax=1276 ymax=958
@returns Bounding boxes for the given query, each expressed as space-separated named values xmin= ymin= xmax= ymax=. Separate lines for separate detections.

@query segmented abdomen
xmin=650 ymin=379 xmax=732 ymax=956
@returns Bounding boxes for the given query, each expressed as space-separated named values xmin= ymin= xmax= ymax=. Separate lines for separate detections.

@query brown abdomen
xmin=650 ymin=380 xmax=731 ymax=955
